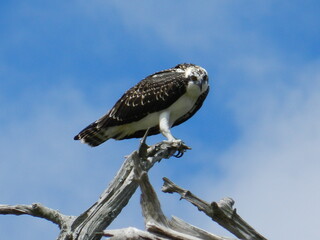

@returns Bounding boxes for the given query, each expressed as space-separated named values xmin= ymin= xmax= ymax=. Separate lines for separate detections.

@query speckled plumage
xmin=74 ymin=63 xmax=209 ymax=147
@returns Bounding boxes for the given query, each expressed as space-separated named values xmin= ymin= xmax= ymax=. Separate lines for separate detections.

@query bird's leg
xmin=159 ymin=111 xmax=177 ymax=142
xmin=159 ymin=110 xmax=184 ymax=150
xmin=159 ymin=112 xmax=191 ymax=158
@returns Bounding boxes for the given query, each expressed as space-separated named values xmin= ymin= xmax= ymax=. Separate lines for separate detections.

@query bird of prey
xmin=74 ymin=63 xmax=209 ymax=147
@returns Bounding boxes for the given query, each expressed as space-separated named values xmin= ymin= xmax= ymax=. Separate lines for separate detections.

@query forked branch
xmin=162 ymin=178 xmax=267 ymax=240
xmin=0 ymin=138 xmax=191 ymax=240
xmin=1 ymin=136 xmax=266 ymax=240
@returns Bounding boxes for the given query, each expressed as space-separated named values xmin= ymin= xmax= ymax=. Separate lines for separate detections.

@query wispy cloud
xmin=191 ymin=61 xmax=320 ymax=239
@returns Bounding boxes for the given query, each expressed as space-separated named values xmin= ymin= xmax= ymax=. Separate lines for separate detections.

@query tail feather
xmin=74 ymin=122 xmax=109 ymax=147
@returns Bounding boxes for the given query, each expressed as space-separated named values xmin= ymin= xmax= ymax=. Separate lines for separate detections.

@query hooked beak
xmin=196 ymin=81 xmax=203 ymax=92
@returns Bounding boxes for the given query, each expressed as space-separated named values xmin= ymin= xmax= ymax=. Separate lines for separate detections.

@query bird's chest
xmin=186 ymin=81 xmax=202 ymax=98
xmin=166 ymin=91 xmax=200 ymax=124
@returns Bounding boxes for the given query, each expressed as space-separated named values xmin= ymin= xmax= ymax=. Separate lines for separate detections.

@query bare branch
xmin=130 ymin=157 xmax=234 ymax=240
xmin=1 ymin=138 xmax=267 ymax=240
xmin=102 ymin=227 xmax=164 ymax=240
xmin=70 ymin=140 xmax=191 ymax=240
xmin=162 ymin=177 xmax=267 ymax=240
xmin=0 ymin=140 xmax=191 ymax=240
xmin=0 ymin=203 xmax=74 ymax=228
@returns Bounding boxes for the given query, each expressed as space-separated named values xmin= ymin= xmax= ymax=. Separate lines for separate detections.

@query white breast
xmin=165 ymin=92 xmax=199 ymax=126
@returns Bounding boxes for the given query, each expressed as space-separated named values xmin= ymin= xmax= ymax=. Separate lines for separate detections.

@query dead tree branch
xmin=102 ymin=149 xmax=235 ymax=240
xmin=0 ymin=203 xmax=74 ymax=228
xmin=162 ymin=178 xmax=267 ymax=240
xmin=103 ymin=148 xmax=267 ymax=240
xmin=68 ymin=138 xmax=190 ymax=240
xmin=0 ymin=139 xmax=190 ymax=240
xmin=1 ymin=136 xmax=266 ymax=240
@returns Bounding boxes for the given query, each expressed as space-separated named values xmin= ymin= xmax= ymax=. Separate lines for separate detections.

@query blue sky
xmin=1 ymin=1 xmax=320 ymax=239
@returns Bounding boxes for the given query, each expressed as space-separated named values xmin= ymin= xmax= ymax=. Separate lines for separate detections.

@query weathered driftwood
xmin=0 ymin=136 xmax=266 ymax=240
xmin=67 ymin=139 xmax=189 ymax=240
xmin=0 ymin=203 xmax=75 ymax=228
xmin=102 ymin=147 xmax=266 ymax=240
xmin=162 ymin=178 xmax=267 ymax=240
xmin=0 ymin=138 xmax=190 ymax=240
xmin=103 ymin=154 xmax=235 ymax=240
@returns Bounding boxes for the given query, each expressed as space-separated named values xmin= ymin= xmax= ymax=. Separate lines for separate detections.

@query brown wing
xmin=94 ymin=70 xmax=189 ymax=127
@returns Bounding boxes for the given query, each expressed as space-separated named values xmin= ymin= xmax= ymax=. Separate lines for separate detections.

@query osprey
xmin=74 ymin=63 xmax=209 ymax=147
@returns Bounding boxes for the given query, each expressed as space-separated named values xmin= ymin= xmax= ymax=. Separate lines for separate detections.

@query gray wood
xmin=0 ymin=136 xmax=266 ymax=240
xmin=162 ymin=178 xmax=267 ymax=240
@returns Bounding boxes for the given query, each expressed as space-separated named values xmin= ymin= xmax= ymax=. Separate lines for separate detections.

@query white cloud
xmin=0 ymin=83 xmax=138 ymax=239
xmin=189 ymin=61 xmax=320 ymax=239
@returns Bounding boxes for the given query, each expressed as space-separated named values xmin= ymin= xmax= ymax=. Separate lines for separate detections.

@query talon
xmin=174 ymin=150 xmax=184 ymax=158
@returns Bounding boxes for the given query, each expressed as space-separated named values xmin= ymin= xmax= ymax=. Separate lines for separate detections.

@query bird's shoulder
xmin=132 ymin=68 xmax=188 ymax=93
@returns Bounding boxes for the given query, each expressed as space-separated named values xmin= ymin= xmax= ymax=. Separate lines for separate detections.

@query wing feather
xmin=96 ymin=70 xmax=188 ymax=128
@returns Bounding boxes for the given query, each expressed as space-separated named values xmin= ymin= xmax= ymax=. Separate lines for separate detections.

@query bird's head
xmin=175 ymin=63 xmax=209 ymax=94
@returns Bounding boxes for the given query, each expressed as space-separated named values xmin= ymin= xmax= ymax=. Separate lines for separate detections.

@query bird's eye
xmin=191 ymin=76 xmax=197 ymax=81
